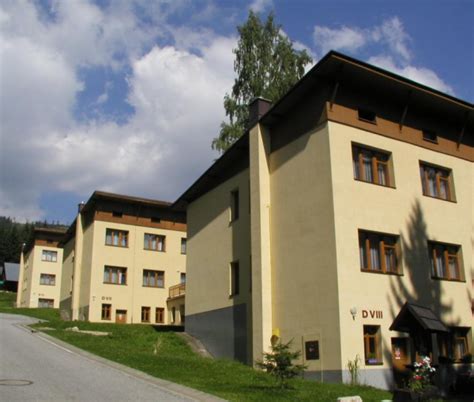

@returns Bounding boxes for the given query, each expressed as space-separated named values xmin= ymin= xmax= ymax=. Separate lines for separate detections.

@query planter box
xmin=393 ymin=387 xmax=439 ymax=401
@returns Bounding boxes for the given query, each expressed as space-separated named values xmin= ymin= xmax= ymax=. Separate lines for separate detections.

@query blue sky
xmin=1 ymin=0 xmax=473 ymax=224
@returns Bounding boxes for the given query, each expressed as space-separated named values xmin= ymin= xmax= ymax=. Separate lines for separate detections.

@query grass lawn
xmin=0 ymin=291 xmax=392 ymax=401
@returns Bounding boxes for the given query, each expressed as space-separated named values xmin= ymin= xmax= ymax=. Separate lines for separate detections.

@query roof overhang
xmin=390 ymin=302 xmax=450 ymax=333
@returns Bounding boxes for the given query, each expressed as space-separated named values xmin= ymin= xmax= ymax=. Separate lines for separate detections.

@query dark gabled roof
xmin=390 ymin=302 xmax=449 ymax=333
xmin=173 ymin=51 xmax=473 ymax=210
xmin=81 ymin=191 xmax=172 ymax=214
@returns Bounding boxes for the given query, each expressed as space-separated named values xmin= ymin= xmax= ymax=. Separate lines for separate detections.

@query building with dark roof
xmin=17 ymin=228 xmax=66 ymax=307
xmin=175 ymin=51 xmax=473 ymax=390
xmin=60 ymin=191 xmax=187 ymax=324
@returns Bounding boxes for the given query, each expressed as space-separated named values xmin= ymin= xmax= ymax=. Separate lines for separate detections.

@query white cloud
xmin=314 ymin=26 xmax=367 ymax=56
xmin=0 ymin=0 xmax=235 ymax=221
xmin=368 ymin=55 xmax=454 ymax=95
xmin=249 ymin=0 xmax=273 ymax=13
xmin=313 ymin=17 xmax=453 ymax=95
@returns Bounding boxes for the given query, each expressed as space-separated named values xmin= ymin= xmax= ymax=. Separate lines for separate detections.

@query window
xmin=422 ymin=130 xmax=438 ymax=143
xmin=438 ymin=327 xmax=471 ymax=362
xmin=358 ymin=108 xmax=376 ymax=124
xmin=230 ymin=261 xmax=240 ymax=296
xmin=156 ymin=307 xmax=164 ymax=324
xmin=101 ymin=304 xmax=111 ymax=320
xmin=38 ymin=298 xmax=54 ymax=308
xmin=144 ymin=233 xmax=165 ymax=251
xmin=420 ymin=162 xmax=454 ymax=201
xmin=143 ymin=269 xmax=164 ymax=288
xmin=105 ymin=229 xmax=128 ymax=247
xmin=141 ymin=306 xmax=151 ymax=323
xmin=103 ymin=266 xmax=127 ymax=285
xmin=230 ymin=189 xmax=239 ymax=221
xmin=40 ymin=274 xmax=56 ymax=286
xmin=429 ymin=242 xmax=463 ymax=281
xmin=42 ymin=250 xmax=58 ymax=262
xmin=181 ymin=238 xmax=187 ymax=254
xmin=364 ymin=325 xmax=382 ymax=365
xmin=112 ymin=211 xmax=123 ymax=217
xmin=180 ymin=272 xmax=186 ymax=284
xmin=359 ymin=230 xmax=400 ymax=274
xmin=352 ymin=144 xmax=392 ymax=187
xmin=151 ymin=216 xmax=161 ymax=223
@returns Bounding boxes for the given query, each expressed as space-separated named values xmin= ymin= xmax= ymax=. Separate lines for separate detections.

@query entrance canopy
xmin=390 ymin=302 xmax=449 ymax=333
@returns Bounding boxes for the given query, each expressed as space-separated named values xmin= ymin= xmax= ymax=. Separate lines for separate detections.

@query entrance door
xmin=391 ymin=337 xmax=410 ymax=388
xmin=116 ymin=309 xmax=127 ymax=324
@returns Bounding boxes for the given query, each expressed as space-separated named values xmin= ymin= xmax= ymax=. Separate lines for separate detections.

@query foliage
xmin=347 ymin=354 xmax=361 ymax=385
xmin=256 ymin=339 xmax=306 ymax=388
xmin=212 ymin=11 xmax=312 ymax=153
xmin=408 ymin=356 xmax=436 ymax=392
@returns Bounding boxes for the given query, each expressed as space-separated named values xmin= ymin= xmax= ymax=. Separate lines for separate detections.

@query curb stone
xmin=14 ymin=319 xmax=226 ymax=402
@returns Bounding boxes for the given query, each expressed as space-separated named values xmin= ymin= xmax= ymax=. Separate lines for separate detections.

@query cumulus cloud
xmin=0 ymin=0 xmax=235 ymax=221
xmin=314 ymin=26 xmax=367 ymax=56
xmin=313 ymin=17 xmax=452 ymax=95
xmin=368 ymin=55 xmax=454 ymax=95
xmin=249 ymin=0 xmax=273 ymax=13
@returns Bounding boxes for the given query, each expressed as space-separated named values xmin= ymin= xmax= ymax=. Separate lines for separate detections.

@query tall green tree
xmin=212 ymin=11 xmax=312 ymax=153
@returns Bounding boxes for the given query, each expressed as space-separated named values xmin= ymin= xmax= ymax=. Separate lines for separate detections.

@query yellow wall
xmin=327 ymin=121 xmax=473 ymax=369
xmin=72 ymin=219 xmax=186 ymax=324
xmin=269 ymin=122 xmax=342 ymax=373
xmin=18 ymin=245 xmax=63 ymax=308
xmin=186 ymin=168 xmax=251 ymax=316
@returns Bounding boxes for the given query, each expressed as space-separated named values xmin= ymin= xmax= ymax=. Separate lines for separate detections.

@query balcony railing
xmin=168 ymin=283 xmax=185 ymax=299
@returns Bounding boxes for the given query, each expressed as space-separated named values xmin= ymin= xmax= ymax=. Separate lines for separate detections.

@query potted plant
xmin=394 ymin=356 xmax=439 ymax=401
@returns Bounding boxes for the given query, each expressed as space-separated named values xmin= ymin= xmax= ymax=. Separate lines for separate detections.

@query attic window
xmin=46 ymin=239 xmax=54 ymax=244
xmin=358 ymin=109 xmax=377 ymax=124
xmin=151 ymin=217 xmax=161 ymax=223
xmin=422 ymin=130 xmax=438 ymax=144
xmin=112 ymin=211 xmax=123 ymax=218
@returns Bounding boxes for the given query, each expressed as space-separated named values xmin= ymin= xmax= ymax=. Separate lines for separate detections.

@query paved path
xmin=0 ymin=314 xmax=225 ymax=402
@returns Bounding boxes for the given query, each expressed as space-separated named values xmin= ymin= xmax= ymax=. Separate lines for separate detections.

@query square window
xmin=143 ymin=269 xmax=164 ymax=288
xmin=364 ymin=325 xmax=382 ymax=365
xmin=422 ymin=130 xmax=438 ymax=143
xmin=429 ymin=241 xmax=463 ymax=281
xmin=38 ymin=298 xmax=54 ymax=308
xmin=359 ymin=230 xmax=400 ymax=274
xmin=144 ymin=233 xmax=166 ymax=252
xmin=105 ymin=229 xmax=128 ymax=247
xmin=40 ymin=273 xmax=56 ymax=286
xmin=42 ymin=250 xmax=58 ymax=262
xmin=358 ymin=108 xmax=377 ymax=124
xmin=420 ymin=162 xmax=455 ymax=201
xmin=352 ymin=144 xmax=393 ymax=187
xmin=103 ymin=266 xmax=127 ymax=285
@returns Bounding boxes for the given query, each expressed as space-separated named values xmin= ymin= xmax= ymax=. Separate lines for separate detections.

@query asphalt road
xmin=0 ymin=314 xmax=220 ymax=402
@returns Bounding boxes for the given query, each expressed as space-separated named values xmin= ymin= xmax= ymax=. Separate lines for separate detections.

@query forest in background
xmin=0 ymin=217 xmax=68 ymax=264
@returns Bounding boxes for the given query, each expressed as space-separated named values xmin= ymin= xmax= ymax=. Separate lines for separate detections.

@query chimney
xmin=248 ymin=97 xmax=272 ymax=129
xmin=77 ymin=202 xmax=85 ymax=213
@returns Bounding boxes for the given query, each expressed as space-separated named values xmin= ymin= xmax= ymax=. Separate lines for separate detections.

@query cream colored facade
xmin=17 ymin=228 xmax=65 ymax=308
xmin=180 ymin=52 xmax=473 ymax=390
xmin=60 ymin=191 xmax=187 ymax=324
